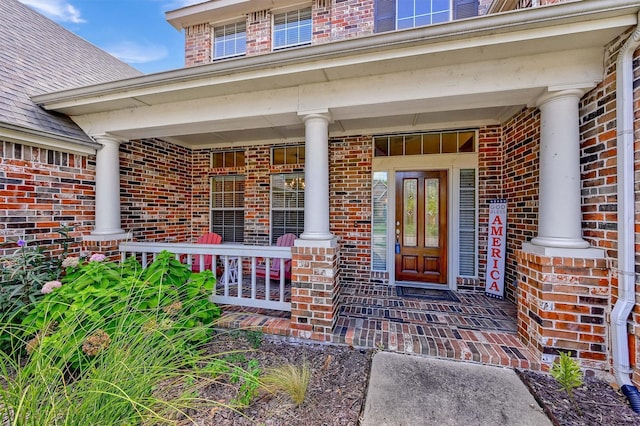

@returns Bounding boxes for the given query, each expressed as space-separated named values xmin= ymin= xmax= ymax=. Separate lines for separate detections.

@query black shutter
xmin=454 ymin=0 xmax=479 ymax=20
xmin=375 ymin=0 xmax=396 ymax=33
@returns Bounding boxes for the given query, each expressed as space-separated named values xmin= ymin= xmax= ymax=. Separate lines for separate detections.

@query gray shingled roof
xmin=0 ymin=0 xmax=142 ymax=143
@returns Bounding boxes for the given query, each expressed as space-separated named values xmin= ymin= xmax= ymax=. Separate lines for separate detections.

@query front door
xmin=395 ymin=170 xmax=448 ymax=284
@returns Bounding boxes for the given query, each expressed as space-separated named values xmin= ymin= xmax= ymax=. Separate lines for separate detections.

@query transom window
xmin=272 ymin=145 xmax=305 ymax=165
xmin=271 ymin=173 xmax=304 ymax=244
xmin=211 ymin=175 xmax=245 ymax=243
xmin=213 ymin=22 xmax=246 ymax=59
xmin=374 ymin=130 xmax=476 ymax=157
xmin=211 ymin=150 xmax=245 ymax=168
xmin=273 ymin=8 xmax=312 ymax=49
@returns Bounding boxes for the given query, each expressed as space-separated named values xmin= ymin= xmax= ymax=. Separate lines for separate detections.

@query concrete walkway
xmin=362 ymin=351 xmax=551 ymax=426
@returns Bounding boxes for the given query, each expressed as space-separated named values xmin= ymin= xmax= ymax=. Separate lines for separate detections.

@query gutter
xmin=33 ymin=0 xmax=640 ymax=107
xmin=611 ymin=10 xmax=640 ymax=412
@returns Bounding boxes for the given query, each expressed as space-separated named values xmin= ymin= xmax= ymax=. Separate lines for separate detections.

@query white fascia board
xmin=34 ymin=0 xmax=639 ymax=113
xmin=166 ymin=0 xmax=309 ymax=30
xmin=0 ymin=124 xmax=99 ymax=155
xmin=68 ymin=47 xmax=603 ymax=138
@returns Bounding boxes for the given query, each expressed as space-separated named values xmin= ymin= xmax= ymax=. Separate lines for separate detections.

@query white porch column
xmin=530 ymin=89 xmax=590 ymax=250
xmin=298 ymin=111 xmax=333 ymax=241
xmin=89 ymin=134 xmax=127 ymax=238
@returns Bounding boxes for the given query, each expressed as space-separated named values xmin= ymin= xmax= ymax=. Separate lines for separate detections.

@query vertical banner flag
xmin=485 ymin=199 xmax=507 ymax=299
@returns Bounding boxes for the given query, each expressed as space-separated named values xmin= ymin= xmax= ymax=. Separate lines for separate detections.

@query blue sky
xmin=19 ymin=0 xmax=204 ymax=74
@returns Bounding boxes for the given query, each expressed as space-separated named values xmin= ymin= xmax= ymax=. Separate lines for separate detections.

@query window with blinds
xmin=273 ymin=8 xmax=312 ymax=50
xmin=372 ymin=172 xmax=389 ymax=271
xmin=458 ymin=169 xmax=476 ymax=276
xmin=211 ymin=175 xmax=245 ymax=242
xmin=213 ymin=22 xmax=246 ymax=59
xmin=271 ymin=172 xmax=304 ymax=244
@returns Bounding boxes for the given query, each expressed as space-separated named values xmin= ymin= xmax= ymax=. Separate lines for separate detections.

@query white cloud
xmin=19 ymin=0 xmax=85 ymax=23
xmin=105 ymin=41 xmax=168 ymax=64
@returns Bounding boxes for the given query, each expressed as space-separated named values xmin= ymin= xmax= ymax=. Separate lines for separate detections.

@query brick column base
xmin=516 ymin=248 xmax=609 ymax=372
xmin=290 ymin=238 xmax=340 ymax=342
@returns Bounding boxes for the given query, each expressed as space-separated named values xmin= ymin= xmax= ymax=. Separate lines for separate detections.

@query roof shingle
xmin=0 ymin=0 xmax=142 ymax=143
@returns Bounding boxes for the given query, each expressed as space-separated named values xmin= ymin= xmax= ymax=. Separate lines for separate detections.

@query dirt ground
xmin=183 ymin=331 xmax=640 ymax=425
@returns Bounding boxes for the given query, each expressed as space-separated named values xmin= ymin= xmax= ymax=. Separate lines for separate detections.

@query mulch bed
xmin=518 ymin=369 xmax=640 ymax=426
xmin=177 ymin=331 xmax=640 ymax=425
xmin=185 ymin=331 xmax=372 ymax=425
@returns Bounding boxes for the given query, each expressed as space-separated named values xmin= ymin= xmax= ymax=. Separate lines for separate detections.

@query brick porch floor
xmin=215 ymin=281 xmax=542 ymax=371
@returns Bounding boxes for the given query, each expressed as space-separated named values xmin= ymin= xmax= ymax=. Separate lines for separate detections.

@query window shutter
xmin=375 ymin=0 xmax=396 ymax=33
xmin=454 ymin=0 xmax=479 ymax=20
xmin=458 ymin=169 xmax=476 ymax=276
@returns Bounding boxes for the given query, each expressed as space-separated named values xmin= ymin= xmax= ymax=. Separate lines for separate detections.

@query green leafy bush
xmin=0 ymin=250 xmax=229 ymax=424
xmin=20 ymin=250 xmax=220 ymax=370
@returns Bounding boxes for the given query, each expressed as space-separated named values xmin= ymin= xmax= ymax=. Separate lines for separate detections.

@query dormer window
xmin=273 ymin=8 xmax=312 ymax=50
xmin=213 ymin=22 xmax=246 ymax=59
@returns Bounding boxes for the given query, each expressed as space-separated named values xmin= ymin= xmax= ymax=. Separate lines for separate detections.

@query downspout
xmin=611 ymin=11 xmax=640 ymax=412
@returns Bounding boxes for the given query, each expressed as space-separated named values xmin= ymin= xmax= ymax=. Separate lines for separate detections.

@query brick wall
xmin=246 ymin=10 xmax=272 ymax=56
xmin=120 ymin=139 xmax=192 ymax=243
xmin=329 ymin=136 xmax=373 ymax=285
xmin=331 ymin=0 xmax=374 ymax=40
xmin=502 ymin=109 xmax=541 ymax=302
xmin=0 ymin=140 xmax=93 ymax=257
xmin=578 ymin=30 xmax=640 ymax=383
xmin=185 ymin=23 xmax=211 ymax=67
xmin=312 ymin=0 xmax=332 ymax=44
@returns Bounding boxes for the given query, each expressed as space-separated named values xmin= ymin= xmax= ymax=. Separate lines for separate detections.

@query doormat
xmin=396 ymin=286 xmax=460 ymax=303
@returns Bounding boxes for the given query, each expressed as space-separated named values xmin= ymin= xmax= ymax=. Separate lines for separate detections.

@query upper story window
xmin=375 ymin=0 xmax=478 ymax=33
xmin=213 ymin=22 xmax=246 ymax=59
xmin=273 ymin=8 xmax=312 ymax=50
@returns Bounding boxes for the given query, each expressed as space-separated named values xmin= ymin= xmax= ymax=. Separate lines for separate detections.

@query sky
xmin=18 ymin=0 xmax=205 ymax=74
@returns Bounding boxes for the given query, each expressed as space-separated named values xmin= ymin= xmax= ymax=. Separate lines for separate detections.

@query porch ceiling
xmin=33 ymin=1 xmax=640 ymax=148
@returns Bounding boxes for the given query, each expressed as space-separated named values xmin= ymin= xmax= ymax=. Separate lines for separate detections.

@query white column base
xmin=294 ymin=237 xmax=338 ymax=248
xmin=522 ymin=242 xmax=605 ymax=259
xmin=530 ymin=235 xmax=590 ymax=249
xmin=84 ymin=231 xmax=131 ymax=242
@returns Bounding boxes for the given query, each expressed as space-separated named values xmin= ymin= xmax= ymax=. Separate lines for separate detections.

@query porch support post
xmin=298 ymin=111 xmax=333 ymax=241
xmin=530 ymin=89 xmax=590 ymax=251
xmin=89 ymin=134 xmax=127 ymax=239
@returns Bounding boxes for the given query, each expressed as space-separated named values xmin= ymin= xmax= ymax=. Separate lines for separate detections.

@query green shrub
xmin=0 ymin=228 xmax=73 ymax=354
xmin=20 ymin=251 xmax=220 ymax=370
xmin=0 ymin=250 xmax=229 ymax=424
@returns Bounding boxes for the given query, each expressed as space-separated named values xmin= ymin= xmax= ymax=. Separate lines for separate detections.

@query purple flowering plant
xmin=0 ymin=226 xmax=74 ymax=353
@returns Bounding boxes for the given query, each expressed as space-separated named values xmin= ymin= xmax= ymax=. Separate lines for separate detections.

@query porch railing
xmin=119 ymin=242 xmax=292 ymax=312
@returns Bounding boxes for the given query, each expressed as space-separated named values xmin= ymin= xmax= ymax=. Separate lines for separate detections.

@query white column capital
xmin=298 ymin=109 xmax=332 ymax=123
xmin=536 ymin=89 xmax=585 ymax=108
xmin=91 ymin=134 xmax=125 ymax=146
